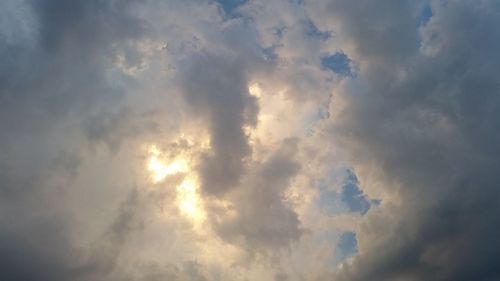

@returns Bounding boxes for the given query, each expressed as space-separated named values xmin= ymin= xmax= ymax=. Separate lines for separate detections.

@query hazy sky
xmin=1 ymin=1 xmax=500 ymax=280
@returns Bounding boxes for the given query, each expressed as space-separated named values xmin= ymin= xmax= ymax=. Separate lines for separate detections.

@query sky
xmin=1 ymin=0 xmax=500 ymax=280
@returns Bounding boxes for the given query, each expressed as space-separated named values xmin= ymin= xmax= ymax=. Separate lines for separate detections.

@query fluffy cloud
xmin=178 ymin=52 xmax=258 ymax=196
xmin=320 ymin=1 xmax=500 ymax=280
xmin=1 ymin=0 xmax=500 ymax=281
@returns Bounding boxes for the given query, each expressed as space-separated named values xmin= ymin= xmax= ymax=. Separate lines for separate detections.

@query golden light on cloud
xmin=176 ymin=177 xmax=205 ymax=221
xmin=146 ymin=144 xmax=206 ymax=222
xmin=248 ymin=83 xmax=262 ymax=98
xmin=147 ymin=145 xmax=188 ymax=183
xmin=246 ymin=82 xmax=296 ymax=150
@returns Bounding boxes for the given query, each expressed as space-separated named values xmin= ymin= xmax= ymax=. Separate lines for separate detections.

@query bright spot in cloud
xmin=146 ymin=144 xmax=205 ymax=222
xmin=147 ymin=145 xmax=188 ymax=183
xmin=177 ymin=177 xmax=205 ymax=221
xmin=248 ymin=83 xmax=262 ymax=98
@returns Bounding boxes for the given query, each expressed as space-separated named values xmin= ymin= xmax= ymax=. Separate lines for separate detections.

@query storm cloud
xmin=320 ymin=1 xmax=500 ymax=280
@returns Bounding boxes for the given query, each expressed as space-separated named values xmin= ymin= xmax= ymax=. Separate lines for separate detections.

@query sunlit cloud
xmin=147 ymin=145 xmax=189 ymax=183
xmin=146 ymin=144 xmax=206 ymax=224
xmin=248 ymin=83 xmax=263 ymax=98
xmin=176 ymin=176 xmax=206 ymax=222
xmin=3 ymin=1 xmax=499 ymax=281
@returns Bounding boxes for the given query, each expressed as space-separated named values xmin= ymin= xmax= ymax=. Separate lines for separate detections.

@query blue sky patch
xmin=321 ymin=52 xmax=353 ymax=76
xmin=418 ymin=4 xmax=433 ymax=27
xmin=316 ymin=168 xmax=379 ymax=216
xmin=336 ymin=231 xmax=358 ymax=261
xmin=216 ymin=0 xmax=247 ymax=17
xmin=341 ymin=170 xmax=371 ymax=215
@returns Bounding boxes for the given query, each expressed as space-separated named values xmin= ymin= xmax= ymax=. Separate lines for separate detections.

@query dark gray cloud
xmin=209 ymin=139 xmax=303 ymax=251
xmin=179 ymin=52 xmax=259 ymax=196
xmin=0 ymin=185 xmax=145 ymax=281
xmin=0 ymin=0 xmax=147 ymax=280
xmin=322 ymin=0 xmax=500 ymax=280
xmin=308 ymin=0 xmax=425 ymax=61
xmin=0 ymin=219 xmax=77 ymax=281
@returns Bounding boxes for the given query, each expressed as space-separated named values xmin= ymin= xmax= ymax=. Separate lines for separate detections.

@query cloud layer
xmin=1 ymin=0 xmax=500 ymax=280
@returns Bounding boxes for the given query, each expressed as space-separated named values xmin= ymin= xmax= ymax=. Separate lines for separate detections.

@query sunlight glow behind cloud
xmin=147 ymin=145 xmax=189 ymax=183
xmin=2 ymin=1 xmax=500 ymax=280
xmin=146 ymin=144 xmax=206 ymax=223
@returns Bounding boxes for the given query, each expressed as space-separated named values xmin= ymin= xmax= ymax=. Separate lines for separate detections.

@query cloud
xmin=2 ymin=0 xmax=500 ymax=280
xmin=209 ymin=139 xmax=303 ymax=252
xmin=0 ymin=0 xmax=148 ymax=280
xmin=320 ymin=1 xmax=500 ymax=280
xmin=178 ymin=52 xmax=258 ymax=196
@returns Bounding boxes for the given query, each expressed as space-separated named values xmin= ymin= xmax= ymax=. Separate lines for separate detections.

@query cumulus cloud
xmin=209 ymin=139 xmax=302 ymax=251
xmin=321 ymin=1 xmax=500 ymax=280
xmin=178 ymin=52 xmax=258 ymax=196
xmin=2 ymin=0 xmax=500 ymax=280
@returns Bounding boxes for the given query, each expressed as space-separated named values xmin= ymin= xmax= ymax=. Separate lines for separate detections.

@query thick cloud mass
xmin=322 ymin=1 xmax=500 ymax=280
xmin=179 ymin=53 xmax=258 ymax=196
xmin=1 ymin=0 xmax=500 ymax=280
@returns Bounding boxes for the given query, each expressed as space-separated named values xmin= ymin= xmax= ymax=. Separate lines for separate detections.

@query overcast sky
xmin=1 ymin=1 xmax=500 ymax=280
